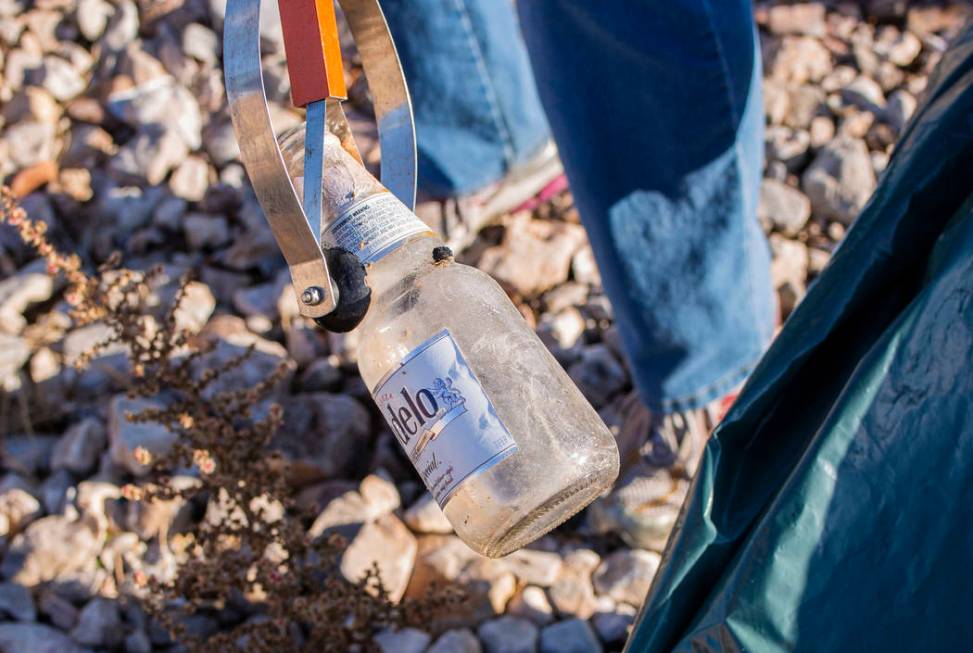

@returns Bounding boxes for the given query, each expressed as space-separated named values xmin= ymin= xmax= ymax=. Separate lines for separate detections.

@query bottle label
xmin=373 ymin=329 xmax=517 ymax=507
xmin=324 ymin=192 xmax=432 ymax=265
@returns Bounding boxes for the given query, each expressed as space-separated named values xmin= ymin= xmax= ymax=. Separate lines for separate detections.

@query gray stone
xmin=106 ymin=77 xmax=202 ymax=149
xmin=108 ymin=395 xmax=178 ymax=476
xmin=539 ymin=618 xmax=602 ymax=653
xmin=802 ymin=136 xmax=877 ymax=224
xmin=592 ymin=549 xmax=661 ymax=607
xmin=152 ymin=196 xmax=187 ymax=231
xmin=203 ymin=119 xmax=241 ymax=166
xmin=299 ymin=356 xmax=344 ymax=392
xmin=885 ymin=89 xmax=917 ymax=133
xmin=182 ymin=23 xmax=220 ymax=65
xmin=404 ymin=492 xmax=453 ymax=534
xmin=592 ymin=603 xmax=637 ymax=644
xmin=568 ymin=344 xmax=628 ymax=408
xmin=76 ymin=0 xmax=114 ymax=41
xmin=71 ymin=597 xmax=123 ymax=648
xmin=429 ymin=629 xmax=482 ymax=653
xmin=0 ymin=582 xmax=35 ymax=621
xmin=38 ymin=590 xmax=78 ymax=630
xmin=52 ymin=417 xmax=107 ymax=475
xmin=0 ymin=623 xmax=84 ymax=653
xmin=183 ymin=212 xmax=230 ymax=250
xmin=277 ymin=392 xmax=371 ymax=479
xmin=309 ymin=473 xmax=401 ymax=538
xmin=758 ymin=179 xmax=812 ymax=237
xmin=375 ymin=627 xmax=431 ymax=653
xmin=39 ymin=470 xmax=75 ymax=515
xmin=125 ymin=629 xmax=152 ymax=653
xmin=477 ymin=616 xmax=538 ymax=653
xmin=110 ymin=124 xmax=189 ymax=185
xmin=2 ymin=436 xmax=56 ymax=476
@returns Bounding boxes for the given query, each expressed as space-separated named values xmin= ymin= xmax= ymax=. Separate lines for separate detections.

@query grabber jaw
xmin=223 ymin=0 xmax=417 ymax=328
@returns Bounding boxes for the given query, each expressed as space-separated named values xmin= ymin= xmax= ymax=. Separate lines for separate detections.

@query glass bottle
xmin=279 ymin=126 xmax=619 ymax=557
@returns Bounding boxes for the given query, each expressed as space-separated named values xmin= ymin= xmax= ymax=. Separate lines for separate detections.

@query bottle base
xmin=480 ymin=470 xmax=613 ymax=558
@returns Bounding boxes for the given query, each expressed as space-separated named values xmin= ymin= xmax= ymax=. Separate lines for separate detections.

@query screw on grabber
xmin=301 ymin=286 xmax=326 ymax=306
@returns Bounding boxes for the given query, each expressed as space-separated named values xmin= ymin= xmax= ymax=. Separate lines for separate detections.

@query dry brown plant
xmin=0 ymin=186 xmax=463 ymax=652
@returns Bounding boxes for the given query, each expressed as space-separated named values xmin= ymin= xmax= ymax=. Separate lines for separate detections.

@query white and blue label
xmin=324 ymin=192 xmax=431 ymax=265
xmin=373 ymin=329 xmax=517 ymax=507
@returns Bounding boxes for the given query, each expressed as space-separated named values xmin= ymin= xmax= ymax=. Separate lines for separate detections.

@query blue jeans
xmin=382 ymin=0 xmax=775 ymax=413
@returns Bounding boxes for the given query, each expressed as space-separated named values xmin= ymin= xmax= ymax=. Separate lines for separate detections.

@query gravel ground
xmin=0 ymin=1 xmax=970 ymax=651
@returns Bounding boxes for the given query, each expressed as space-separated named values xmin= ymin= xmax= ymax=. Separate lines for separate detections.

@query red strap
xmin=278 ymin=0 xmax=347 ymax=106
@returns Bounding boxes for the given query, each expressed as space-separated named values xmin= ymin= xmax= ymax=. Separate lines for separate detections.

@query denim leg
xmin=518 ymin=0 xmax=775 ymax=412
xmin=379 ymin=0 xmax=551 ymax=197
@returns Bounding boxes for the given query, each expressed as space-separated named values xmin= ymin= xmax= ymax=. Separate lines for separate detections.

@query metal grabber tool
xmin=223 ymin=0 xmax=416 ymax=331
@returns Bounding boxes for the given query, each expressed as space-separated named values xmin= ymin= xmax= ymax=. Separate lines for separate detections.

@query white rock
xmin=548 ymin=548 xmax=600 ymax=619
xmin=502 ymin=549 xmax=562 ymax=587
xmin=0 ymin=488 xmax=42 ymax=536
xmin=182 ymin=23 xmax=220 ymax=65
xmin=169 ymin=155 xmax=210 ymax=201
xmin=37 ymin=55 xmax=86 ymax=101
xmin=340 ymin=513 xmax=416 ymax=603
xmin=77 ymin=0 xmax=114 ymax=41
xmin=758 ymin=178 xmax=812 ymax=237
xmin=802 ymin=136 xmax=876 ymax=224
xmin=404 ymin=492 xmax=453 ymax=534
xmin=592 ymin=549 xmax=661 ymax=607
xmin=0 ymin=515 xmax=102 ymax=590
xmin=506 ymin=586 xmax=554 ymax=626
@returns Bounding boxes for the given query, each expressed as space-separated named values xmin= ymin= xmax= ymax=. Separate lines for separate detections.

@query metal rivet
xmin=301 ymin=286 xmax=325 ymax=305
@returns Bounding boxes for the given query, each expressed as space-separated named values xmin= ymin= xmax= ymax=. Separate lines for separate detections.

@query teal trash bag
xmin=627 ymin=22 xmax=973 ymax=653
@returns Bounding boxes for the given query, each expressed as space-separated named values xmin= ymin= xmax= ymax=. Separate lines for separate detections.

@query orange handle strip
xmin=278 ymin=0 xmax=347 ymax=106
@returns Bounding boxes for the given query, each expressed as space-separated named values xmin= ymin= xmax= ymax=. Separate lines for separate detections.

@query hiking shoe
xmin=414 ymin=140 xmax=565 ymax=250
xmin=588 ymin=392 xmax=726 ymax=550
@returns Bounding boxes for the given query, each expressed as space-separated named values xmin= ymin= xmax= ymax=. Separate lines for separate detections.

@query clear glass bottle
xmin=279 ymin=126 xmax=619 ymax=557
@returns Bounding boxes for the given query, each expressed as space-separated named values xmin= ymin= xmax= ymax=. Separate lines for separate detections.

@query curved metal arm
xmin=224 ymin=0 xmax=416 ymax=320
